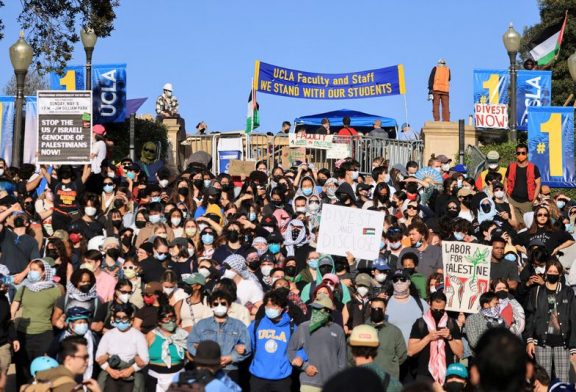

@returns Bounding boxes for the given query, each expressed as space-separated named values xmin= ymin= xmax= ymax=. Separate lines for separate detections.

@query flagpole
xmin=247 ymin=78 xmax=254 ymax=161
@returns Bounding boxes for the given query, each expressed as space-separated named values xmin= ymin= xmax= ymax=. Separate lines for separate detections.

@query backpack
xmin=20 ymin=376 xmax=77 ymax=392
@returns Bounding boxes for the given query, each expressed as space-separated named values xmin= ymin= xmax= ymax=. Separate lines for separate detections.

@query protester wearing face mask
xmin=491 ymin=181 xmax=518 ymax=229
xmin=435 ymin=155 xmax=452 ymax=180
xmin=119 ymin=258 xmax=143 ymax=308
xmin=525 ymin=260 xmax=576 ymax=383
xmin=145 ymin=305 xmax=187 ymax=391
xmin=133 ymin=281 xmax=168 ymax=334
xmin=80 ymin=249 xmax=117 ymax=303
xmin=335 ymin=182 xmax=357 ymax=208
xmin=257 ymin=255 xmax=276 ymax=291
xmin=475 ymin=150 xmax=507 ymax=190
xmin=139 ymin=237 xmax=169 ymax=284
xmin=222 ymin=254 xmax=264 ymax=307
xmin=96 ymin=303 xmax=149 ymax=390
xmin=187 ymin=290 xmax=251 ymax=383
xmin=344 ymin=274 xmax=373 ymax=333
xmin=283 ymin=219 xmax=312 ymax=272
xmin=299 ymin=255 xmax=351 ymax=306
xmin=464 ymin=292 xmax=506 ymax=351
xmin=491 ymin=278 xmax=525 ymax=338
xmin=407 ymin=291 xmax=463 ymax=385
xmin=10 ymin=259 xmax=61 ymax=388
xmin=295 ymin=251 xmax=320 ymax=292
xmin=160 ymin=270 xmax=187 ymax=307
xmin=370 ymin=257 xmax=392 ymax=295
xmin=321 ymin=178 xmax=339 ymax=205
xmin=442 ymin=363 xmax=469 ymax=392
xmin=398 ymin=222 xmax=443 ymax=279
xmin=212 ymin=223 xmax=249 ymax=265
xmin=488 ymin=237 xmax=520 ymax=292
xmin=49 ymin=164 xmax=91 ymax=231
xmin=174 ymin=273 xmax=211 ymax=332
xmin=77 ymin=193 xmax=106 ymax=240
xmin=135 ymin=203 xmax=176 ymax=248
xmin=102 ymin=280 xmax=134 ymax=332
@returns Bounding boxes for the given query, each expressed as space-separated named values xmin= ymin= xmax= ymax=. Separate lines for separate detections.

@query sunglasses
xmin=536 ymin=213 xmax=549 ymax=217
xmin=516 ymin=151 xmax=527 ymax=156
xmin=393 ymin=277 xmax=408 ymax=283
xmin=114 ymin=317 xmax=130 ymax=323
xmin=103 ymin=182 xmax=114 ymax=186
xmin=407 ymin=205 xmax=418 ymax=210
xmin=156 ymin=252 xmax=169 ymax=256
xmin=72 ymin=354 xmax=90 ymax=361
xmin=118 ymin=289 xmax=132 ymax=295
xmin=212 ymin=301 xmax=228 ymax=307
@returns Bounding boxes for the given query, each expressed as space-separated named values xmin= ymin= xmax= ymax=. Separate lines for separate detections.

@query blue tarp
xmin=294 ymin=109 xmax=397 ymax=128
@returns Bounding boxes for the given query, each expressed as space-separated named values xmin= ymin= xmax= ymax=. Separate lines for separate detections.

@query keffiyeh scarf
xmin=423 ymin=309 xmax=448 ymax=385
xmin=153 ymin=327 xmax=187 ymax=368
xmin=284 ymin=219 xmax=308 ymax=257
xmin=66 ymin=281 xmax=97 ymax=302
xmin=23 ymin=260 xmax=56 ymax=292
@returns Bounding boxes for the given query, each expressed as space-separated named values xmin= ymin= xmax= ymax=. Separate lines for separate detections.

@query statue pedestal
xmin=422 ymin=121 xmax=478 ymax=162
xmin=163 ymin=118 xmax=181 ymax=172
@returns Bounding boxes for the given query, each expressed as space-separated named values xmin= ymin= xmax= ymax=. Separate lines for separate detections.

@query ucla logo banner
xmin=473 ymin=70 xmax=509 ymax=129
xmin=528 ymin=106 xmax=575 ymax=188
xmin=50 ymin=64 xmax=127 ymax=123
xmin=517 ymin=70 xmax=552 ymax=131
xmin=0 ymin=97 xmax=15 ymax=164
xmin=254 ymin=61 xmax=406 ymax=99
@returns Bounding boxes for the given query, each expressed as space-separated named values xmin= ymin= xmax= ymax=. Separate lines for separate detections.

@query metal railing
xmin=180 ymin=132 xmax=424 ymax=175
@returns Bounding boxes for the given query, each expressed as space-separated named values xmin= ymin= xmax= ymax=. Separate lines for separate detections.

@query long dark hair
xmin=529 ymin=206 xmax=556 ymax=234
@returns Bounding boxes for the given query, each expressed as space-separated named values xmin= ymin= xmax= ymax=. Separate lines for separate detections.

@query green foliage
xmin=0 ymin=1 xmax=4 ymax=41
xmin=104 ymin=118 xmax=168 ymax=163
xmin=520 ymin=1 xmax=576 ymax=106
xmin=15 ymin=0 xmax=119 ymax=74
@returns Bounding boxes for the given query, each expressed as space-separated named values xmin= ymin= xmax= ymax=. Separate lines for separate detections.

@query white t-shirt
xmin=236 ymin=279 xmax=264 ymax=306
xmin=95 ymin=327 xmax=149 ymax=365
xmin=91 ymin=140 xmax=107 ymax=174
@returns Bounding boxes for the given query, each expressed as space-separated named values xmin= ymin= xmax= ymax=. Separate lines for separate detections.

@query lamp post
xmin=567 ymin=51 xmax=576 ymax=86
xmin=9 ymin=31 xmax=33 ymax=168
xmin=80 ymin=27 xmax=97 ymax=90
xmin=503 ymin=23 xmax=521 ymax=144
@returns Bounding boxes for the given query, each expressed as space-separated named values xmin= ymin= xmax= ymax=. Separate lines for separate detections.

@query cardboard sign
xmin=316 ymin=204 xmax=385 ymax=260
xmin=327 ymin=142 xmax=351 ymax=159
xmin=281 ymin=147 xmax=306 ymax=167
xmin=229 ymin=160 xmax=256 ymax=177
xmin=443 ymin=241 xmax=492 ymax=313
xmin=289 ymin=132 xmax=333 ymax=149
xmin=37 ymin=90 xmax=92 ymax=164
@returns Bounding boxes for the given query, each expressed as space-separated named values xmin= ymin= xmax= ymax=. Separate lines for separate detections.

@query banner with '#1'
xmin=49 ymin=64 xmax=127 ymax=124
xmin=528 ymin=106 xmax=575 ymax=188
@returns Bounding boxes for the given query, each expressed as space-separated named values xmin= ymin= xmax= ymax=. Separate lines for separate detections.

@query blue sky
xmin=0 ymin=1 xmax=540 ymax=134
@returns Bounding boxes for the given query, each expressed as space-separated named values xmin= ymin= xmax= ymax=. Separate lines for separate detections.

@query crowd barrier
xmin=181 ymin=132 xmax=424 ymax=175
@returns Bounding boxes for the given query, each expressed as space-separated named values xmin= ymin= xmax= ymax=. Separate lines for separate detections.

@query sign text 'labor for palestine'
xmin=255 ymin=61 xmax=406 ymax=99
xmin=37 ymin=91 xmax=92 ymax=165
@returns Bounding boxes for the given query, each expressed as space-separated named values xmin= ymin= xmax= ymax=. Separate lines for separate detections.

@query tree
xmin=0 ymin=1 xmax=4 ymax=41
xmin=3 ymin=71 xmax=49 ymax=96
xmin=520 ymin=0 xmax=576 ymax=107
xmin=12 ymin=0 xmax=119 ymax=74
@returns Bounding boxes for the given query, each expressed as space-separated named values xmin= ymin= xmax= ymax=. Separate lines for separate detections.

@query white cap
xmin=163 ymin=83 xmax=173 ymax=91
xmin=438 ymin=58 xmax=446 ymax=65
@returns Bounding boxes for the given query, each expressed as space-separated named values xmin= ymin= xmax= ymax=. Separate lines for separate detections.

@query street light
xmin=9 ymin=31 xmax=33 ymax=168
xmin=567 ymin=51 xmax=576 ymax=82
xmin=503 ymin=23 xmax=521 ymax=144
xmin=80 ymin=27 xmax=97 ymax=90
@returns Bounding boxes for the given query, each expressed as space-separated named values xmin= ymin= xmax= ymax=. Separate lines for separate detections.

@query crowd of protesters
xmin=0 ymin=121 xmax=573 ymax=392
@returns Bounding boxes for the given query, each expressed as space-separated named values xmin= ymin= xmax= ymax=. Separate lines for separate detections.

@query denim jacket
xmin=187 ymin=316 xmax=251 ymax=371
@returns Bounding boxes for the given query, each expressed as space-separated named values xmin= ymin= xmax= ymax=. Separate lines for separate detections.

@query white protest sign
xmin=37 ymin=90 xmax=92 ymax=164
xmin=326 ymin=142 xmax=351 ymax=159
xmin=442 ymin=241 xmax=492 ymax=313
xmin=289 ymin=132 xmax=333 ymax=149
xmin=316 ymin=204 xmax=385 ymax=260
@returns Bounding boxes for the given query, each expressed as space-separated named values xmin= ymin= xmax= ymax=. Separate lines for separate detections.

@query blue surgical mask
xmin=201 ymin=234 xmax=214 ymax=245
xmin=126 ymin=172 xmax=135 ymax=180
xmin=308 ymin=259 xmax=319 ymax=269
xmin=454 ymin=232 xmax=465 ymax=241
xmin=73 ymin=322 xmax=89 ymax=336
xmin=151 ymin=197 xmax=161 ymax=203
xmin=27 ymin=270 xmax=41 ymax=283
xmin=265 ymin=307 xmax=281 ymax=319
xmin=149 ymin=215 xmax=161 ymax=224
xmin=204 ymin=180 xmax=212 ymax=188
xmin=115 ymin=321 xmax=131 ymax=332
xmin=302 ymin=188 xmax=313 ymax=196
xmin=103 ymin=184 xmax=114 ymax=194
xmin=504 ymin=253 xmax=516 ymax=262
xmin=557 ymin=200 xmax=566 ymax=209
xmin=268 ymin=243 xmax=281 ymax=254
xmin=249 ymin=212 xmax=257 ymax=222
xmin=414 ymin=240 xmax=423 ymax=249
xmin=566 ymin=223 xmax=574 ymax=233
xmin=155 ymin=253 xmax=167 ymax=261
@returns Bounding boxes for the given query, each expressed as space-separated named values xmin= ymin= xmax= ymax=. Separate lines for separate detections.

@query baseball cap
xmin=194 ymin=340 xmax=222 ymax=366
xmin=486 ymin=150 xmax=500 ymax=162
xmin=349 ymin=325 xmax=379 ymax=347
xmin=492 ymin=181 xmax=504 ymax=190
xmin=182 ymin=273 xmax=206 ymax=286
xmin=436 ymin=154 xmax=451 ymax=164
xmin=357 ymin=183 xmax=374 ymax=192
xmin=372 ymin=257 xmax=391 ymax=271
xmin=310 ymin=294 xmax=335 ymax=311
xmin=143 ymin=281 xmax=163 ymax=295
xmin=93 ymin=124 xmax=106 ymax=136
xmin=452 ymin=164 xmax=468 ymax=174
xmin=355 ymin=273 xmax=372 ymax=288
xmin=446 ymin=363 xmax=469 ymax=379
xmin=318 ymin=256 xmax=333 ymax=267
xmin=457 ymin=188 xmax=472 ymax=198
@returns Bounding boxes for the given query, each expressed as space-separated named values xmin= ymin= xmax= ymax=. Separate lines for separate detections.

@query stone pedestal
xmin=422 ymin=121 xmax=479 ymax=162
xmin=163 ymin=118 xmax=181 ymax=172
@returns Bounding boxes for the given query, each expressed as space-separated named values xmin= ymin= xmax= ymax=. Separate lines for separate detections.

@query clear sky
xmin=0 ymin=1 xmax=540 ymax=134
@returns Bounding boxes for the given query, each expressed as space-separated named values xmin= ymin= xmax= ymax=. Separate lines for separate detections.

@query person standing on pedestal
xmin=428 ymin=59 xmax=451 ymax=122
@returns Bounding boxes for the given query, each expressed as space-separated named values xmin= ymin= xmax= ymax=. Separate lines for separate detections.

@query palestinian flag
xmin=529 ymin=14 xmax=568 ymax=66
xmin=363 ymin=228 xmax=376 ymax=236
xmin=245 ymin=88 xmax=259 ymax=134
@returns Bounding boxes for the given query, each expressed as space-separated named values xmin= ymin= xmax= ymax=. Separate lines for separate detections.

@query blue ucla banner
xmin=50 ymin=64 xmax=127 ymax=123
xmin=0 ymin=97 xmax=15 ymax=165
xmin=528 ymin=106 xmax=575 ymax=188
xmin=517 ymin=70 xmax=552 ymax=131
xmin=254 ymin=61 xmax=406 ymax=99
xmin=473 ymin=70 xmax=509 ymax=129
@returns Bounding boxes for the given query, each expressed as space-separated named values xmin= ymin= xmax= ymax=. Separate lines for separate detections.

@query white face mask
xmin=171 ymin=218 xmax=181 ymax=227
xmin=375 ymin=273 xmax=387 ymax=283
xmin=223 ymin=269 xmax=237 ymax=280
xmin=213 ymin=304 xmax=228 ymax=317
xmin=494 ymin=190 xmax=505 ymax=199
xmin=389 ymin=241 xmax=402 ymax=250
xmin=85 ymin=207 xmax=97 ymax=217
xmin=535 ymin=266 xmax=546 ymax=275
xmin=382 ymin=174 xmax=390 ymax=183
xmin=357 ymin=286 xmax=369 ymax=297
xmin=198 ymin=268 xmax=211 ymax=278
xmin=118 ymin=293 xmax=131 ymax=303
xmin=295 ymin=207 xmax=306 ymax=213
xmin=488 ymin=163 xmax=498 ymax=170
xmin=441 ymin=163 xmax=450 ymax=172
xmin=159 ymin=179 xmax=169 ymax=188
xmin=163 ymin=287 xmax=175 ymax=295
xmin=261 ymin=265 xmax=273 ymax=277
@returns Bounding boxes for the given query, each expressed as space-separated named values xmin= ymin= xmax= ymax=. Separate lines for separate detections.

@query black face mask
xmin=112 ymin=219 xmax=122 ymax=228
xmin=431 ymin=309 xmax=445 ymax=323
xmin=178 ymin=187 xmax=189 ymax=197
xmin=121 ymin=236 xmax=133 ymax=247
xmin=546 ymin=274 xmax=560 ymax=283
xmin=335 ymin=262 xmax=347 ymax=273
xmin=461 ymin=196 xmax=472 ymax=209
xmin=193 ymin=179 xmax=204 ymax=189
xmin=480 ymin=203 xmax=491 ymax=213
xmin=317 ymin=178 xmax=327 ymax=186
xmin=107 ymin=248 xmax=121 ymax=260
xmin=135 ymin=221 xmax=146 ymax=229
xmin=291 ymin=229 xmax=301 ymax=241
xmin=370 ymin=308 xmax=385 ymax=324
xmin=13 ymin=216 xmax=27 ymax=228
xmin=403 ymin=267 xmax=415 ymax=276
xmin=113 ymin=199 xmax=124 ymax=209
xmin=227 ymin=230 xmax=240 ymax=243
xmin=285 ymin=266 xmax=297 ymax=277
xmin=443 ymin=382 xmax=466 ymax=392
xmin=319 ymin=265 xmax=332 ymax=276
xmin=446 ymin=209 xmax=459 ymax=218
xmin=377 ymin=193 xmax=389 ymax=203
xmin=338 ymin=193 xmax=351 ymax=205
xmin=248 ymin=261 xmax=260 ymax=271
xmin=495 ymin=290 xmax=508 ymax=299
xmin=78 ymin=284 xmax=92 ymax=294
xmin=46 ymin=249 xmax=59 ymax=259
